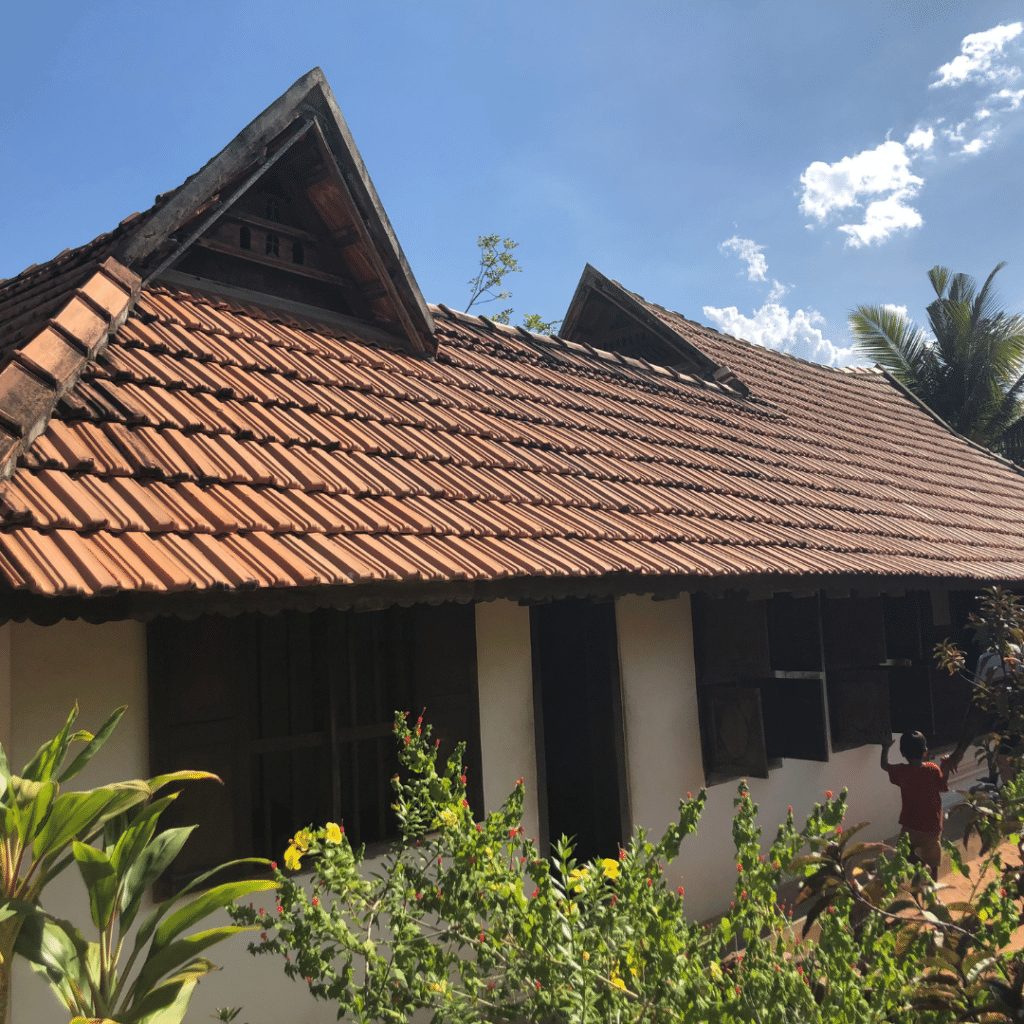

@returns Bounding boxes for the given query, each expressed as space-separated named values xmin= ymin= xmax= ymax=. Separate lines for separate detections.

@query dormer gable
xmin=561 ymin=264 xmax=748 ymax=395
xmin=114 ymin=69 xmax=435 ymax=355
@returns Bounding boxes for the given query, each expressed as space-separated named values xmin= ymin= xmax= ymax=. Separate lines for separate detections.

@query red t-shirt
xmin=887 ymin=762 xmax=948 ymax=834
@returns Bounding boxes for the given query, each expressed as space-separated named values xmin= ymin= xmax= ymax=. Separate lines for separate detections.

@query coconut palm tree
xmin=850 ymin=263 xmax=1024 ymax=463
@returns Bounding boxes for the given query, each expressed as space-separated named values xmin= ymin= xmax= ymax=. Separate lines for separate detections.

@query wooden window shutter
xmin=410 ymin=602 xmax=483 ymax=815
xmin=822 ymin=596 xmax=886 ymax=669
xmin=759 ymin=678 xmax=829 ymax=762
xmin=699 ymin=686 xmax=770 ymax=782
xmin=827 ymin=669 xmax=891 ymax=751
xmin=767 ymin=595 xmax=821 ymax=672
xmin=692 ymin=595 xmax=771 ymax=685
xmin=148 ymin=614 xmax=254 ymax=892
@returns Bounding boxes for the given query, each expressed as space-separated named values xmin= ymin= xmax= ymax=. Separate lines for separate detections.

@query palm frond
xmin=927 ymin=265 xmax=950 ymax=300
xmin=848 ymin=306 xmax=932 ymax=391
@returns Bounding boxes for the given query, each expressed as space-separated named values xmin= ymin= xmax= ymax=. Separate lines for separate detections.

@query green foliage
xmin=464 ymin=234 xmax=562 ymax=335
xmin=850 ymin=263 xmax=1024 ymax=461
xmin=16 ymin=800 xmax=276 ymax=1024
xmin=0 ymin=705 xmax=276 ymax=1024
xmin=226 ymin=702 xmax=1024 ymax=1023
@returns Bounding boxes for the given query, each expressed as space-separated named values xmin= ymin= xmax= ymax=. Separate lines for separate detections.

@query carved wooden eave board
xmin=113 ymin=68 xmax=435 ymax=355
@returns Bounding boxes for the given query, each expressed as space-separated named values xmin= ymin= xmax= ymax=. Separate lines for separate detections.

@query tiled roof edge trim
xmin=878 ymin=367 xmax=1024 ymax=480
xmin=0 ymin=258 xmax=140 ymax=480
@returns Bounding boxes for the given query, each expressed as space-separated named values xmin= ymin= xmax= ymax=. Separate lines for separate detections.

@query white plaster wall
xmin=8 ymin=619 xmax=338 ymax=1024
xmin=615 ymin=594 xmax=904 ymax=924
xmin=475 ymin=599 xmax=540 ymax=843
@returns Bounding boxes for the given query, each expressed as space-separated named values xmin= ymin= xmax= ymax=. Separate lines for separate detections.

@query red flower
xmin=686 ymin=791 xmax=691 ymax=799
xmin=788 ymin=806 xmax=793 ymax=814
xmin=736 ymin=987 xmax=741 ymax=995
xmin=611 ymin=894 xmax=617 ymax=906
xmin=487 ymin=981 xmax=495 ymax=992
xmin=476 ymin=824 xmax=482 ymax=832
xmin=737 ymin=863 xmax=743 ymax=872
xmin=261 ymin=932 xmax=267 ymax=940
xmin=647 ymin=878 xmax=652 ymax=887
xmin=826 ymin=790 xmax=833 ymax=799
xmin=312 ymin=897 xmax=319 ymax=906
xmin=270 ymin=861 xmax=277 ymax=870
xmin=479 ymin=932 xmax=486 ymax=942
xmin=462 ymin=799 xmax=469 ymax=808
xmin=535 ymin=981 xmax=541 ymax=991
xmin=619 ymin=849 xmax=626 ymax=860
xmin=836 ymin=826 xmax=842 ymax=835
xmin=678 ymin=886 xmax=685 ymax=896
xmin=461 ymin=775 xmax=467 ymax=784
xmin=259 ymin=908 xmax=264 ymax=916
xmin=510 ymin=829 xmax=516 ymax=838
xmin=276 ymin=905 xmax=283 ymax=913
xmin=416 ymin=892 xmax=422 ymax=901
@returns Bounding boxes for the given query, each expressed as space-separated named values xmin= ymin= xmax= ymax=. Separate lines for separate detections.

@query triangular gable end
xmin=114 ymin=68 xmax=435 ymax=355
xmin=560 ymin=264 xmax=748 ymax=395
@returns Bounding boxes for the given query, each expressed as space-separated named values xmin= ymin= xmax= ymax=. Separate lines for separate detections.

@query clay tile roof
xmin=0 ymin=267 xmax=1023 ymax=615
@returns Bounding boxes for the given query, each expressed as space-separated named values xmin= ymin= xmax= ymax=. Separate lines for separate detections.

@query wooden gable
xmin=113 ymin=69 xmax=435 ymax=355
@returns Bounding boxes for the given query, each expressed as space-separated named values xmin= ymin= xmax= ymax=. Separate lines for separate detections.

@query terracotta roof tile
xmin=4 ymin=279 xmax=1024 ymax=601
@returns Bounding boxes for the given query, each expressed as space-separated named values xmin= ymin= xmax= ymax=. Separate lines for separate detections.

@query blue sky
xmin=3 ymin=1 xmax=1023 ymax=367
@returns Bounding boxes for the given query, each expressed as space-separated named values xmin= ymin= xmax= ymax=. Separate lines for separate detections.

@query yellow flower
xmin=610 ymin=974 xmax=627 ymax=991
xmin=436 ymin=808 xmax=459 ymax=829
xmin=568 ymin=866 xmax=589 ymax=892
xmin=292 ymin=829 xmax=311 ymax=852
xmin=600 ymin=858 xmax=620 ymax=881
xmin=324 ymin=822 xmax=343 ymax=845
xmin=283 ymin=845 xmax=303 ymax=871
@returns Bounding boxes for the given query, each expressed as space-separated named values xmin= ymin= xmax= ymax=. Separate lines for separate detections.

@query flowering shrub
xmin=226 ymin=699 xmax=1024 ymax=1023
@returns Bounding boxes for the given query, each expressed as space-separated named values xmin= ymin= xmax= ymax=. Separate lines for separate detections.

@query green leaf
xmin=110 ymin=796 xmax=177 ymax=879
xmin=119 ymin=827 xmax=196 ymax=935
xmin=146 ymin=770 xmax=222 ymax=795
xmin=118 ymin=960 xmax=218 ymax=1024
xmin=129 ymin=858 xmax=274 ymax=973
xmin=129 ymin=928 xmax=250 ymax=1009
xmin=19 ymin=780 xmax=55 ymax=850
xmin=15 ymin=912 xmax=95 ymax=1014
xmin=57 ymin=706 xmax=127 ymax=784
xmin=73 ymin=841 xmax=119 ymax=931
xmin=151 ymin=879 xmax=279 ymax=954
xmin=32 ymin=788 xmax=118 ymax=863
xmin=21 ymin=704 xmax=80 ymax=783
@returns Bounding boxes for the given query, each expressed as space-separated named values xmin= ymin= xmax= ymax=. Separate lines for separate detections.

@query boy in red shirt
xmin=880 ymin=731 xmax=952 ymax=880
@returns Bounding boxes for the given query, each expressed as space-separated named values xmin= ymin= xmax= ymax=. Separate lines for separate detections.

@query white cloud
xmin=883 ymin=304 xmax=908 ymax=318
xmin=718 ymin=236 xmax=768 ymax=281
xmin=962 ymin=129 xmax=998 ymax=154
xmin=931 ymin=22 xmax=1022 ymax=88
xmin=905 ymin=126 xmax=935 ymax=150
xmin=992 ymin=87 xmax=1024 ymax=109
xmin=768 ymin=279 xmax=788 ymax=301
xmin=838 ymin=194 xmax=924 ymax=248
xmin=702 ymin=300 xmax=856 ymax=367
xmin=799 ymin=140 xmax=923 ymax=247
xmin=977 ymin=108 xmax=993 ymax=119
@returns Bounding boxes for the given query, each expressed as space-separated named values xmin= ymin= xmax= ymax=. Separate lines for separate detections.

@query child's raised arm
xmin=880 ymin=734 xmax=894 ymax=771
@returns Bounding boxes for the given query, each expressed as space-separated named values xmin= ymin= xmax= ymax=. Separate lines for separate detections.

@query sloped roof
xmin=0 ymin=258 xmax=1022 ymax=620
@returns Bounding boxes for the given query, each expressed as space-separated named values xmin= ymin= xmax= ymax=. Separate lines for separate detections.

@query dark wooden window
xmin=148 ymin=603 xmax=481 ymax=891
xmin=292 ymin=241 xmax=305 ymax=265
xmin=239 ymin=225 xmax=251 ymax=250
xmin=265 ymin=232 xmax=280 ymax=257
xmin=531 ymin=599 xmax=629 ymax=862
xmin=265 ymin=196 xmax=281 ymax=221
xmin=823 ymin=596 xmax=886 ymax=669
xmin=692 ymin=594 xmax=830 ymax=782
xmin=768 ymin=595 xmax=821 ymax=672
